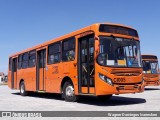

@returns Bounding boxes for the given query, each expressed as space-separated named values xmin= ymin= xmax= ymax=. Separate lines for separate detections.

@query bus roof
xmin=10 ymin=23 xmax=137 ymax=57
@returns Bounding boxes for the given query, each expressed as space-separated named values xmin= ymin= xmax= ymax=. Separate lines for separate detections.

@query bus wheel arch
xmin=19 ymin=79 xmax=24 ymax=89
xmin=61 ymin=77 xmax=73 ymax=92
xmin=19 ymin=79 xmax=28 ymax=96
xmin=61 ymin=77 xmax=77 ymax=102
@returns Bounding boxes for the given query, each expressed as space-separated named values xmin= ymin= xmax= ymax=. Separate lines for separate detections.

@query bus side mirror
xmin=95 ymin=36 xmax=100 ymax=54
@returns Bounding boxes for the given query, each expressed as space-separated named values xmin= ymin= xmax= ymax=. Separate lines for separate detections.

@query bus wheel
xmin=98 ymin=95 xmax=112 ymax=101
xmin=63 ymin=81 xmax=77 ymax=102
xmin=20 ymin=81 xmax=28 ymax=96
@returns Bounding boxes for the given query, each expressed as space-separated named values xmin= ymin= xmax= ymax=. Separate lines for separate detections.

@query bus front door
xmin=11 ymin=58 xmax=17 ymax=89
xmin=36 ymin=49 xmax=46 ymax=91
xmin=78 ymin=35 xmax=95 ymax=94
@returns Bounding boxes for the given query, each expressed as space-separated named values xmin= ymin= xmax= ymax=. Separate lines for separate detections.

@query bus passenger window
xmin=62 ymin=37 xmax=75 ymax=61
xmin=50 ymin=55 xmax=54 ymax=63
xmin=67 ymin=50 xmax=75 ymax=61
xmin=28 ymin=50 xmax=36 ymax=67
xmin=18 ymin=55 xmax=22 ymax=69
xmin=22 ymin=53 xmax=28 ymax=69
xmin=48 ymin=42 xmax=61 ymax=64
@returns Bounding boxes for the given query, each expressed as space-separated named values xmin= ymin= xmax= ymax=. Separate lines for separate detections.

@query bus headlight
xmin=99 ymin=73 xmax=113 ymax=86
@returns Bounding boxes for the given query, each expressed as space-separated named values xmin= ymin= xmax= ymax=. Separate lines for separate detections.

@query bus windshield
xmin=142 ymin=61 xmax=159 ymax=74
xmin=97 ymin=36 xmax=142 ymax=67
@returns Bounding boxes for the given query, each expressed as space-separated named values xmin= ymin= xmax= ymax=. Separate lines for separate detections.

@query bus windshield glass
xmin=97 ymin=36 xmax=142 ymax=67
xmin=142 ymin=61 xmax=159 ymax=74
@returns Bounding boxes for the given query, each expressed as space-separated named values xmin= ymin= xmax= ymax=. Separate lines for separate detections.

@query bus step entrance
xmin=37 ymin=90 xmax=46 ymax=93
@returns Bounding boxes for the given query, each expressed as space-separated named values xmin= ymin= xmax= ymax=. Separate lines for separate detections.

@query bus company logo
xmin=2 ymin=112 xmax=11 ymax=117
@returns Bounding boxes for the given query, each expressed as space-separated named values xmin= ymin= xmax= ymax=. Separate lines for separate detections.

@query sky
xmin=0 ymin=0 xmax=160 ymax=74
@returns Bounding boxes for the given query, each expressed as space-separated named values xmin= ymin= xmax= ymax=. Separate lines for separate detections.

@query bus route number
xmin=113 ymin=77 xmax=126 ymax=83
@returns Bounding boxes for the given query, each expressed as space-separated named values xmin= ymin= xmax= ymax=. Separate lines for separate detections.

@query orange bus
xmin=142 ymin=55 xmax=160 ymax=86
xmin=8 ymin=23 xmax=144 ymax=102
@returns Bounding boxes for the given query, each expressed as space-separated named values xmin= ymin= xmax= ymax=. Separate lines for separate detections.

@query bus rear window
xmin=99 ymin=24 xmax=138 ymax=37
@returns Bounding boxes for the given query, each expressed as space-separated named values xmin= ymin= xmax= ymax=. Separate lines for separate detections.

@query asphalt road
xmin=0 ymin=85 xmax=160 ymax=119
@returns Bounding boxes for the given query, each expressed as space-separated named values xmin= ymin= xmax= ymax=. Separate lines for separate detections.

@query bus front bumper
xmin=144 ymin=80 xmax=160 ymax=86
xmin=96 ymin=81 xmax=145 ymax=96
xmin=113 ymin=84 xmax=145 ymax=95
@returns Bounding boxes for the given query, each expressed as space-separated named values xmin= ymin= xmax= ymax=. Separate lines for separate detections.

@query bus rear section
xmin=142 ymin=55 xmax=160 ymax=86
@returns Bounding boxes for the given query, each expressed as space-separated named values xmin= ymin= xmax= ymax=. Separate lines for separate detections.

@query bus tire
xmin=62 ymin=81 xmax=77 ymax=102
xmin=20 ymin=81 xmax=28 ymax=96
xmin=98 ymin=94 xmax=112 ymax=101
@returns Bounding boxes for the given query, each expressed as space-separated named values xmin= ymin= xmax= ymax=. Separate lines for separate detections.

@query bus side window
xmin=29 ymin=50 xmax=36 ymax=67
xmin=50 ymin=55 xmax=54 ymax=63
xmin=22 ymin=52 xmax=28 ymax=69
xmin=48 ymin=42 xmax=61 ymax=64
xmin=18 ymin=54 xmax=22 ymax=69
xmin=62 ymin=37 xmax=75 ymax=62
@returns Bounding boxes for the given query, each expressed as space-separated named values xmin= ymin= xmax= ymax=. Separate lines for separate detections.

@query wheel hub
xmin=66 ymin=85 xmax=74 ymax=97
xmin=21 ymin=84 xmax=24 ymax=93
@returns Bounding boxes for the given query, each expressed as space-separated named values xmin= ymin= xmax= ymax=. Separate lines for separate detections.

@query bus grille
xmin=111 ymin=70 xmax=141 ymax=76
